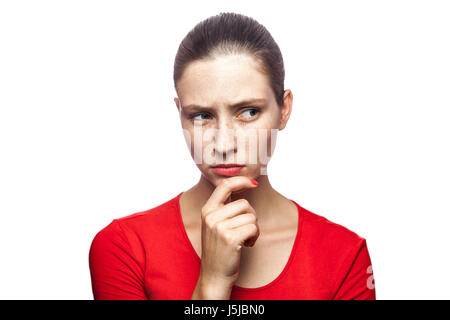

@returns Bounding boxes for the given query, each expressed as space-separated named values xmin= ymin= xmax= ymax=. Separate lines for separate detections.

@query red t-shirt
xmin=89 ymin=192 xmax=376 ymax=300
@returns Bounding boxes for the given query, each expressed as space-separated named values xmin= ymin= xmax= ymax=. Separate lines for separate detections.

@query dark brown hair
xmin=173 ymin=12 xmax=285 ymax=107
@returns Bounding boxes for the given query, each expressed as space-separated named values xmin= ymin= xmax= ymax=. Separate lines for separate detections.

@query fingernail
xmin=250 ymin=179 xmax=258 ymax=186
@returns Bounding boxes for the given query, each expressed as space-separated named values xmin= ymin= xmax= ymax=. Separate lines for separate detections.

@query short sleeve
xmin=89 ymin=220 xmax=147 ymax=300
xmin=331 ymin=239 xmax=376 ymax=300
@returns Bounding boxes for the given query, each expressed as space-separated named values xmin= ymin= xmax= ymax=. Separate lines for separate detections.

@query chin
xmin=198 ymin=164 xmax=262 ymax=184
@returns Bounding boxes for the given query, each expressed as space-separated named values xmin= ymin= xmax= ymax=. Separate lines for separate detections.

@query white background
xmin=1 ymin=0 xmax=449 ymax=299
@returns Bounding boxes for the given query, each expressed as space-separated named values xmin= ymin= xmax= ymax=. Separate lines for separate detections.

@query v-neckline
xmin=175 ymin=191 xmax=304 ymax=292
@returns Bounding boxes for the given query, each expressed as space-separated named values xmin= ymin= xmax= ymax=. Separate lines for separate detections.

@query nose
xmin=214 ymin=120 xmax=237 ymax=161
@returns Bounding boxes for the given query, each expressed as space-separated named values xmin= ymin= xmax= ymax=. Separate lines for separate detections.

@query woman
xmin=89 ymin=12 xmax=376 ymax=300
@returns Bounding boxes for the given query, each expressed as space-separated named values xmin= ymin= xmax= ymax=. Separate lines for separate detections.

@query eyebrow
xmin=181 ymin=98 xmax=267 ymax=112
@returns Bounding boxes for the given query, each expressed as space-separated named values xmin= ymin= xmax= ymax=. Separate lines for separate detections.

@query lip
xmin=211 ymin=165 xmax=244 ymax=176
xmin=212 ymin=164 xmax=244 ymax=168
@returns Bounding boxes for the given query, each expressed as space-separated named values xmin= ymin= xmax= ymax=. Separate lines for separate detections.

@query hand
xmin=198 ymin=176 xmax=260 ymax=291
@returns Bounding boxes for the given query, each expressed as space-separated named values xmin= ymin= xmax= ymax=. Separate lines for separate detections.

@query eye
xmin=240 ymin=108 xmax=260 ymax=119
xmin=190 ymin=112 xmax=212 ymax=121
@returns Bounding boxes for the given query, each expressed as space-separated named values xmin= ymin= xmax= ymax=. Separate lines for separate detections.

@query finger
xmin=203 ymin=176 xmax=258 ymax=214
xmin=207 ymin=200 xmax=256 ymax=226
xmin=243 ymin=237 xmax=257 ymax=247
xmin=243 ymin=226 xmax=260 ymax=247
xmin=230 ymin=223 xmax=260 ymax=250
xmin=218 ymin=213 xmax=257 ymax=230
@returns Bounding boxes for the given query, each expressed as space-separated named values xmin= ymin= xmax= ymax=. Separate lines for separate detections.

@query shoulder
xmin=292 ymin=201 xmax=371 ymax=274
xmin=295 ymin=202 xmax=367 ymax=251
xmin=105 ymin=192 xmax=181 ymax=233
xmin=90 ymin=192 xmax=182 ymax=253
xmin=293 ymin=202 xmax=375 ymax=298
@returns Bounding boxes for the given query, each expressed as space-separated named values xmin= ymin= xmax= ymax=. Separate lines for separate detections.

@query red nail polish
xmin=250 ymin=179 xmax=258 ymax=186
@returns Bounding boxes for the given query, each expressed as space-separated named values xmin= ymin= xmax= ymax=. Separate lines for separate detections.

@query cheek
xmin=236 ymin=126 xmax=278 ymax=165
xmin=263 ymin=128 xmax=278 ymax=158
xmin=256 ymin=114 xmax=280 ymax=159
xmin=256 ymin=128 xmax=278 ymax=162
xmin=181 ymin=126 xmax=215 ymax=164
xmin=181 ymin=127 xmax=198 ymax=158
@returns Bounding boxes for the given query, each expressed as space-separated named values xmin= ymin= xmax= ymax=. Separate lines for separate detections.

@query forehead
xmin=176 ymin=54 xmax=272 ymax=107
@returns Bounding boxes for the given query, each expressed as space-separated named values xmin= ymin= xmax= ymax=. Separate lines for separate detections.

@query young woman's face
xmin=175 ymin=53 xmax=291 ymax=185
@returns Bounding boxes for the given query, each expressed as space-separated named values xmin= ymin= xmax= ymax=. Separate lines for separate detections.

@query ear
xmin=174 ymin=97 xmax=181 ymax=112
xmin=279 ymin=89 xmax=293 ymax=131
